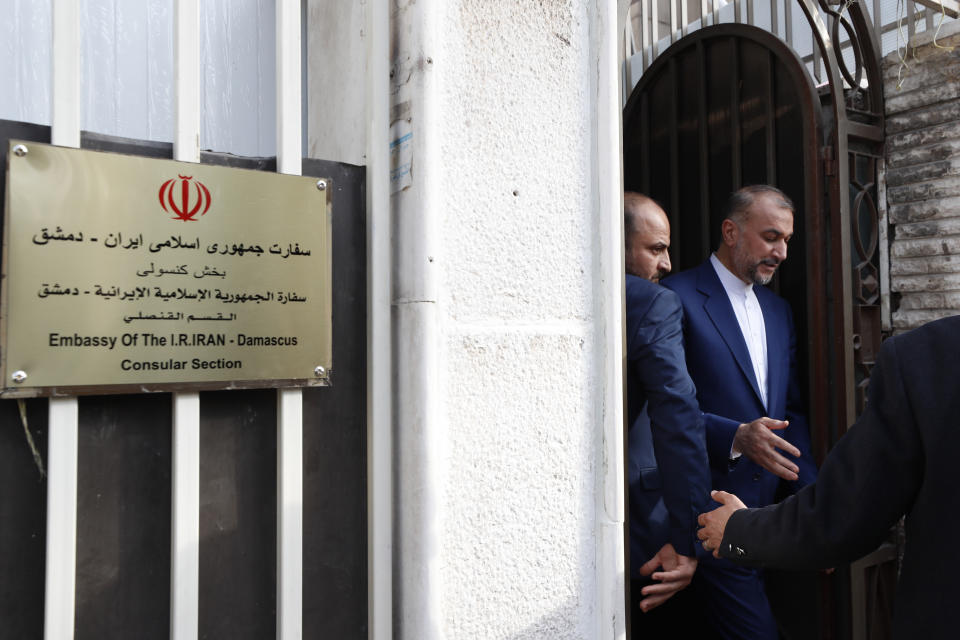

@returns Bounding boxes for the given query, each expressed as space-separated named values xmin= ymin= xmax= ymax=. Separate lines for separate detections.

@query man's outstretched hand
xmin=697 ymin=490 xmax=747 ymax=558
xmin=732 ymin=417 xmax=801 ymax=481
xmin=637 ymin=543 xmax=697 ymax=612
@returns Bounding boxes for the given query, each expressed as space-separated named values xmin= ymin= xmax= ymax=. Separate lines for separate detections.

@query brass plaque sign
xmin=1 ymin=141 xmax=332 ymax=397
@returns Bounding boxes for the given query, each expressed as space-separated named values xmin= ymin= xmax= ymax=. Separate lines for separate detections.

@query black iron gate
xmin=623 ymin=23 xmax=827 ymax=459
xmin=623 ymin=10 xmax=892 ymax=637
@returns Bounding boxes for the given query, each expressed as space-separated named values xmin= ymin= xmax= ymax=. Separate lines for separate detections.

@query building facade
xmin=2 ymin=1 xmax=958 ymax=638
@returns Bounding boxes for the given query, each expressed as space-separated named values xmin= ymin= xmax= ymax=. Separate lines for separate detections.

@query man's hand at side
xmin=697 ymin=490 xmax=747 ymax=558
xmin=637 ymin=543 xmax=697 ymax=612
xmin=732 ymin=417 xmax=801 ymax=481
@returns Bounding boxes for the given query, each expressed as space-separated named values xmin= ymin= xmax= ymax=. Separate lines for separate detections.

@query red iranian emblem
xmin=158 ymin=175 xmax=212 ymax=222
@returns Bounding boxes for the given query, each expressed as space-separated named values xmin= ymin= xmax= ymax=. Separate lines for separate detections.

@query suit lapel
xmin=696 ymin=261 xmax=765 ymax=407
xmin=759 ymin=290 xmax=785 ymax=418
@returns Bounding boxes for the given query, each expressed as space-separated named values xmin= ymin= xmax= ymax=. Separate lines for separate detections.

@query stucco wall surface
xmin=436 ymin=1 xmax=598 ymax=637
xmin=883 ymin=20 xmax=960 ymax=330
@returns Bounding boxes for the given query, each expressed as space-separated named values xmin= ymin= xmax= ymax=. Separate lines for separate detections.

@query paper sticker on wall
xmin=390 ymin=121 xmax=413 ymax=194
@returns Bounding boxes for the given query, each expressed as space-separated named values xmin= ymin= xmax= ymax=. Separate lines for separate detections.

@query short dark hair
xmin=624 ymin=192 xmax=664 ymax=238
xmin=724 ymin=185 xmax=794 ymax=226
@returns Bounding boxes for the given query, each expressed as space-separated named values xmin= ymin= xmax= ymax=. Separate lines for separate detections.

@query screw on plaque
xmin=316 ymin=180 xmax=327 ymax=191
xmin=13 ymin=144 xmax=28 ymax=157
xmin=314 ymin=366 xmax=326 ymax=378
xmin=12 ymin=370 xmax=27 ymax=383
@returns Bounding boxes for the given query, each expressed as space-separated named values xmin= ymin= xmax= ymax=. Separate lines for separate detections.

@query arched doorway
xmin=623 ymin=0 xmax=890 ymax=458
xmin=622 ymin=16 xmax=892 ymax=639
xmin=624 ymin=25 xmax=828 ymax=636
xmin=624 ymin=22 xmax=826 ymax=458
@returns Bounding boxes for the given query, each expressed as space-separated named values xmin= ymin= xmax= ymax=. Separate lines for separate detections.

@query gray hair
xmin=724 ymin=185 xmax=794 ymax=226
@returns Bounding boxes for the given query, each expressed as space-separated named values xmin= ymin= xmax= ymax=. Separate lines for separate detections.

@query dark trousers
xmin=629 ymin=577 xmax=713 ymax=638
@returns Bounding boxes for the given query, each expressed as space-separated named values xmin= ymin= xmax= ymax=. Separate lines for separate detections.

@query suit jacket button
xmin=752 ymin=472 xmax=762 ymax=481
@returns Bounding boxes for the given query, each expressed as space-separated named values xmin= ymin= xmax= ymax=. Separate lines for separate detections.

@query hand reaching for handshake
xmin=732 ymin=417 xmax=801 ymax=481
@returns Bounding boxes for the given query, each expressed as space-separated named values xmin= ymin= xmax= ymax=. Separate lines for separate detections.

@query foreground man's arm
xmin=696 ymin=333 xmax=923 ymax=570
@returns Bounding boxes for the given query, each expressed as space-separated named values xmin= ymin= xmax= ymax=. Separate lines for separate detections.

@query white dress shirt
xmin=710 ymin=253 xmax=769 ymax=411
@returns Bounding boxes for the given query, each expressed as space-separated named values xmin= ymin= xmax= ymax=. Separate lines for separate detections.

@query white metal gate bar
xmin=670 ymin=0 xmax=679 ymax=42
xmin=38 ymin=3 xmax=320 ymax=637
xmin=45 ymin=1 xmax=81 ymax=638
xmin=784 ymin=0 xmax=793 ymax=46
xmin=276 ymin=2 xmax=304 ymax=638
xmin=276 ymin=389 xmax=303 ymax=640
xmin=171 ymin=2 xmax=202 ymax=639
xmin=366 ymin=0 xmax=392 ymax=637
xmin=50 ymin=1 xmax=79 ymax=147
xmin=44 ymin=401 xmax=78 ymax=640
xmin=171 ymin=392 xmax=200 ymax=640
xmin=627 ymin=0 xmax=957 ymax=77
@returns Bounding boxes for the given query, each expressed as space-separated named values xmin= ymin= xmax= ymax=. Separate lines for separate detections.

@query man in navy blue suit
xmin=662 ymin=185 xmax=818 ymax=639
xmin=624 ymin=193 xmax=711 ymax=636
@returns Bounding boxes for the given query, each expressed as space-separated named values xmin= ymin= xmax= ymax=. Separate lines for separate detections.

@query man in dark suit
xmin=662 ymin=185 xmax=818 ymax=638
xmin=697 ymin=315 xmax=960 ymax=638
xmin=624 ymin=193 xmax=710 ymax=635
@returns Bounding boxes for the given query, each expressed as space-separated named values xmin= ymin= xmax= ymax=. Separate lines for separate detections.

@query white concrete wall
xmin=438 ymin=3 xmax=597 ymax=637
xmin=0 ymin=0 xmax=275 ymax=157
xmin=387 ymin=0 xmax=618 ymax=637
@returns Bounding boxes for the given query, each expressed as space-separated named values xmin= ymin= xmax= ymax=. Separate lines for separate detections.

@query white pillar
xmin=389 ymin=1 xmax=622 ymax=637
xmin=390 ymin=0 xmax=442 ymax=637
xmin=595 ymin=0 xmax=628 ymax=637
xmin=364 ymin=0 xmax=394 ymax=638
